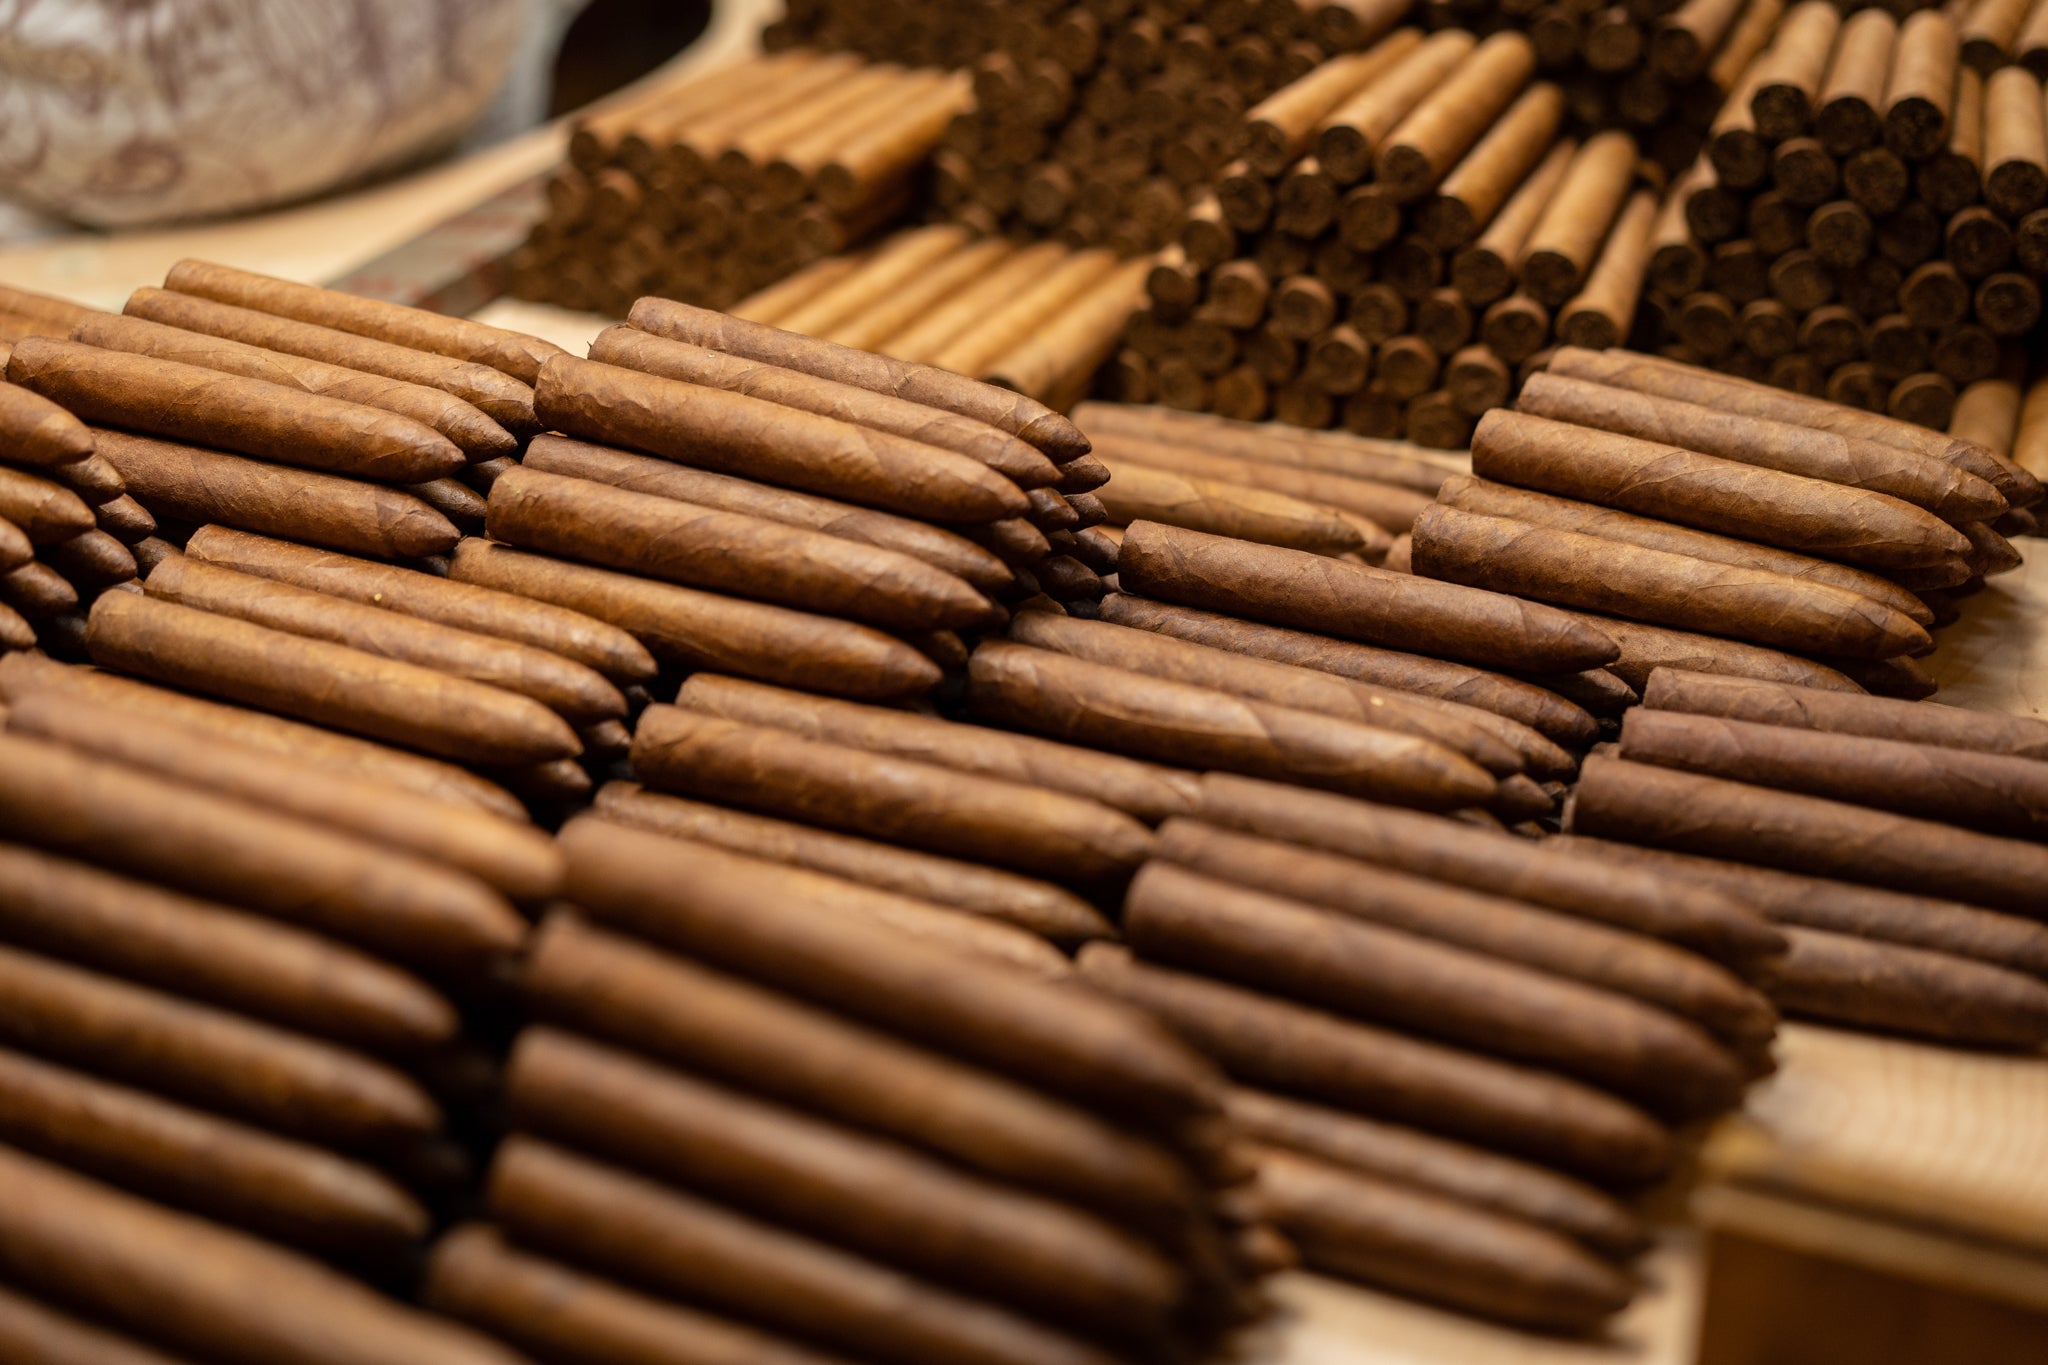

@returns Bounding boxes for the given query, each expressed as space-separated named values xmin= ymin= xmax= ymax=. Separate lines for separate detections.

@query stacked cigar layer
xmin=1122 ymin=30 xmax=1658 ymax=446
xmin=727 ymin=222 xmax=1154 ymax=410
xmin=0 ymin=653 xmax=545 ymax=1365
xmin=1408 ymin=346 xmax=2044 ymax=703
xmin=764 ymin=0 xmax=1012 ymax=68
xmin=1560 ymin=667 xmax=2048 ymax=1048
xmin=933 ymin=0 xmax=1417 ymax=254
xmin=1655 ymin=5 xmax=2046 ymax=416
xmin=516 ymin=51 xmax=970 ymax=316
xmin=426 ymin=816 xmax=1268 ymax=1365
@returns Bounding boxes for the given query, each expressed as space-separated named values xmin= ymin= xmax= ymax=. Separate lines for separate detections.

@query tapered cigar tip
xmin=1024 ymin=415 xmax=1092 ymax=461
xmin=390 ymin=503 xmax=462 ymax=559
xmin=34 ymin=414 xmax=97 ymax=462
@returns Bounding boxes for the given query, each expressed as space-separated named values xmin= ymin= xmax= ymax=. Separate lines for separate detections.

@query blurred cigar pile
xmin=1408 ymin=346 xmax=2045 ymax=703
xmin=1559 ymin=667 xmax=2048 ymax=1049
xmin=1648 ymin=5 xmax=2048 ymax=417
xmin=424 ymin=816 xmax=1270 ymax=1365
xmin=728 ymin=222 xmax=1154 ymax=409
xmin=764 ymin=0 xmax=1014 ymax=67
xmin=1118 ymin=30 xmax=1665 ymax=445
xmin=513 ymin=51 xmax=971 ymax=316
xmin=0 ymin=653 xmax=545 ymax=1365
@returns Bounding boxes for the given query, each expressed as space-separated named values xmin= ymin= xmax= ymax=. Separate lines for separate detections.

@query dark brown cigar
xmin=92 ymin=429 xmax=458 ymax=559
xmin=7 ymin=691 xmax=561 ymax=902
xmin=1412 ymin=504 xmax=1933 ymax=659
xmin=0 ymin=729 xmax=524 ymax=970
xmin=1008 ymin=608 xmax=1549 ymax=778
xmin=43 ymin=527 xmax=137 ymax=588
xmin=1117 ymin=521 xmax=1619 ymax=674
xmin=425 ymin=1223 xmax=849 ymax=1365
xmin=488 ymin=1137 xmax=1124 ymax=1365
xmin=0 ymin=653 xmax=524 ymax=819
xmin=593 ymin=782 xmax=1112 ymax=944
xmin=1097 ymin=593 xmax=1597 ymax=746
xmin=523 ymin=435 xmax=1011 ymax=594
xmin=126 ymin=286 xmax=539 ymax=435
xmin=72 ymin=312 xmax=514 ymax=460
xmin=1198 ymin=772 xmax=1785 ymax=965
xmin=522 ymin=916 xmax=1202 ymax=1226
xmin=1249 ymin=1145 xmax=1634 ymax=1331
xmin=0 ymin=372 xmax=94 ymax=468
xmin=143 ymin=554 xmax=623 ymax=725
xmin=0 ymin=842 xmax=453 ymax=1054
xmin=1515 ymin=371 xmax=2008 ymax=523
xmin=96 ymin=590 xmax=580 ymax=766
xmin=1642 ymin=666 xmax=2048 ymax=759
xmin=1546 ymin=610 xmax=1862 ymax=694
xmin=672 ymin=672 xmax=1200 ymax=824
xmin=1086 ymin=430 xmax=1432 ymax=534
xmin=1160 ymin=820 xmax=1774 ymax=1045
xmin=7 ymin=337 xmax=463 ymax=484
xmin=1228 ymin=1089 xmax=1646 ymax=1255
xmin=0 ymin=942 xmax=436 ymax=1148
xmin=0 ymin=561 xmax=76 ymax=618
xmin=0 ymin=1143 xmax=526 ymax=1365
xmin=627 ymin=297 xmax=1088 ymax=461
xmin=1472 ymin=409 xmax=1973 ymax=571
xmin=1616 ymin=707 xmax=2048 ymax=840
xmin=0 ymin=1046 xmax=427 ymax=1253
xmin=967 ymin=640 xmax=1496 ymax=811
xmin=447 ymin=540 xmax=939 ymax=702
xmin=44 ymin=448 xmax=122 ymax=503
xmin=1757 ymin=927 xmax=2048 ymax=1046
xmin=1094 ymin=460 xmax=1370 ymax=556
xmin=506 ymin=1027 xmax=1182 ymax=1334
xmin=88 ymin=492 xmax=154 ymax=544
xmin=0 ymin=467 xmax=93 ymax=544
xmin=1568 ymin=753 xmax=2048 ymax=916
xmin=184 ymin=525 xmax=655 ymax=684
xmin=0 ymin=518 xmax=28 ymax=571
xmin=1070 ymin=403 xmax=1458 ymax=495
xmin=0 ymin=1280 xmax=192 ymax=1365
xmin=560 ymin=818 xmax=1216 ymax=1125
xmin=0 ymin=600 xmax=31 ymax=649
xmin=1078 ymin=945 xmax=1672 ymax=1182
xmin=164 ymin=259 xmax=564 ymax=383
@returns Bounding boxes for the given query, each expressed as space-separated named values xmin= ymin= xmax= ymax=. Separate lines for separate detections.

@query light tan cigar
xmin=125 ymin=286 xmax=538 ymax=435
xmin=1517 ymin=132 xmax=1637 ymax=307
xmin=984 ymin=255 xmax=1154 ymax=408
xmin=1317 ymin=31 xmax=1477 ymax=184
xmin=731 ymin=251 xmax=872 ymax=326
xmin=93 ymin=429 xmax=458 ymax=559
xmin=1376 ymin=32 xmax=1539 ymax=202
xmin=0 ymin=1279 xmax=194 ymax=1365
xmin=776 ymin=226 xmax=972 ymax=336
xmin=522 ymin=434 xmax=1010 ymax=594
xmin=1245 ymin=31 xmax=1427 ymax=174
xmin=1438 ymin=476 xmax=1933 ymax=626
xmin=8 ymin=690 xmax=560 ymax=901
xmin=164 ymin=259 xmax=563 ymax=383
xmin=1070 ymin=402 xmax=1462 ymax=495
xmin=878 ymin=242 xmax=1073 ymax=365
xmin=928 ymin=250 xmax=1123 ymax=381
xmin=1556 ymin=188 xmax=1657 ymax=350
xmin=1093 ymin=459 xmax=1367 ymax=555
xmin=560 ymin=817 xmax=1219 ymax=1125
xmin=967 ymin=639 xmax=1497 ymax=810
xmin=1642 ymin=666 xmax=2048 ymax=759
xmin=1078 ymin=944 xmax=1672 ymax=1182
xmin=1416 ymin=82 xmax=1567 ymax=250
xmin=672 ymin=672 xmax=1200 ymax=823
xmin=0 ymin=1144 xmax=525 ymax=1365
xmin=0 ymin=653 xmax=525 ymax=819
xmin=0 ymin=466 xmax=94 ymax=544
xmin=1553 ymin=608 xmax=1863 ymax=694
xmin=1616 ymin=707 xmax=2048 ymax=840
xmin=1086 ymin=430 xmax=1430 ymax=533
xmin=447 ymin=540 xmax=940 ymax=702
xmin=814 ymin=73 xmax=976 ymax=212
xmin=825 ymin=237 xmax=1018 ymax=352
xmin=1757 ymin=927 xmax=2048 ymax=1046
xmin=1568 ymin=754 xmax=2048 ymax=916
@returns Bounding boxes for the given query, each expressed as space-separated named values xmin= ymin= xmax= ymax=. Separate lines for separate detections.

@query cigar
xmin=1471 ymin=409 xmax=1975 ymax=571
xmin=1093 ymin=432 xmax=1426 ymax=534
xmin=522 ymin=915 xmax=1204 ymax=1226
xmin=1412 ymin=503 xmax=1932 ymax=659
xmin=1757 ymin=927 xmax=2048 ymax=1046
xmin=1985 ymin=66 xmax=2048 ymax=221
xmin=0 ymin=518 xmax=29 ymax=572
xmin=1070 ymin=402 xmax=1459 ymax=495
xmin=1077 ymin=945 xmax=1672 ymax=1182
xmin=1415 ymin=83 xmax=1567 ymax=250
xmin=0 ymin=1280 xmax=191 ymax=1365
xmin=1093 ymin=459 xmax=1367 ymax=555
xmin=1195 ymin=772 xmax=1786 ymax=965
xmin=881 ymin=243 xmax=1075 ymax=366
xmin=0 ymin=371 xmax=94 ymax=469
xmin=827 ymin=238 xmax=1021 ymax=353
xmin=1097 ymin=592 xmax=1599 ymax=746
xmin=1642 ymin=665 xmax=2048 ymax=759
xmin=1568 ymin=754 xmax=2048 ymax=915
xmin=0 ymin=283 xmax=102 ymax=334
xmin=1451 ymin=136 xmax=1579 ymax=306
xmin=1811 ymin=8 xmax=1894 ymax=157
xmin=1249 ymin=1145 xmax=1635 ymax=1330
xmin=593 ymin=782 xmax=1112 ymax=944
xmin=1515 ymin=372 xmax=2008 ymax=523
xmin=560 ymin=818 xmax=1218 ymax=1125
xmin=93 ymin=429 xmax=457 ymax=560
xmin=1616 ymin=707 xmax=2048 ymax=839
xmin=1882 ymin=11 xmax=1959 ymax=161
xmin=1556 ymin=189 xmax=1658 ymax=350
xmin=1548 ymin=608 xmax=1864 ymax=694
xmin=8 ymin=337 xmax=463 ymax=484
xmin=125 ymin=287 xmax=539 ymax=436
xmin=8 ymin=690 xmax=560 ymax=902
xmin=985 ymin=256 xmax=1155 ymax=411
xmin=1518 ymin=132 xmax=1639 ymax=308
xmin=0 ymin=560 xmax=77 ymax=618
xmin=966 ymin=639 xmax=1497 ymax=810
xmin=1376 ymin=33 xmax=1539 ymax=202
xmin=0 ymin=466 xmax=94 ymax=543
xmin=44 ymin=447 xmax=123 ymax=505
xmin=626 ymin=297 xmax=1088 ymax=461
xmin=1244 ymin=31 xmax=1426 ymax=175
xmin=778 ymin=225 xmax=974 ymax=336
xmin=42 ymin=527 xmax=136 ymax=590
xmin=1549 ymin=834 xmax=2048 ymax=979
xmin=0 ymin=651 xmax=523 ymax=820
xmin=164 ymin=260 xmax=563 ymax=383
xmin=424 ymin=1223 xmax=839 ymax=1365
xmin=447 ymin=540 xmax=938 ymax=701
xmin=1315 ymin=31 xmax=1478 ymax=186
xmin=671 ymin=672 xmax=1200 ymax=823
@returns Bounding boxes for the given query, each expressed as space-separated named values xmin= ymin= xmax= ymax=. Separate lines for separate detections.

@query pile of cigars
xmin=515 ymin=50 xmax=971 ymax=315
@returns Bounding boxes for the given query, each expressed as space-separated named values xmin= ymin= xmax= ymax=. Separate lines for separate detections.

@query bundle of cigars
xmin=514 ymin=50 xmax=971 ymax=315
